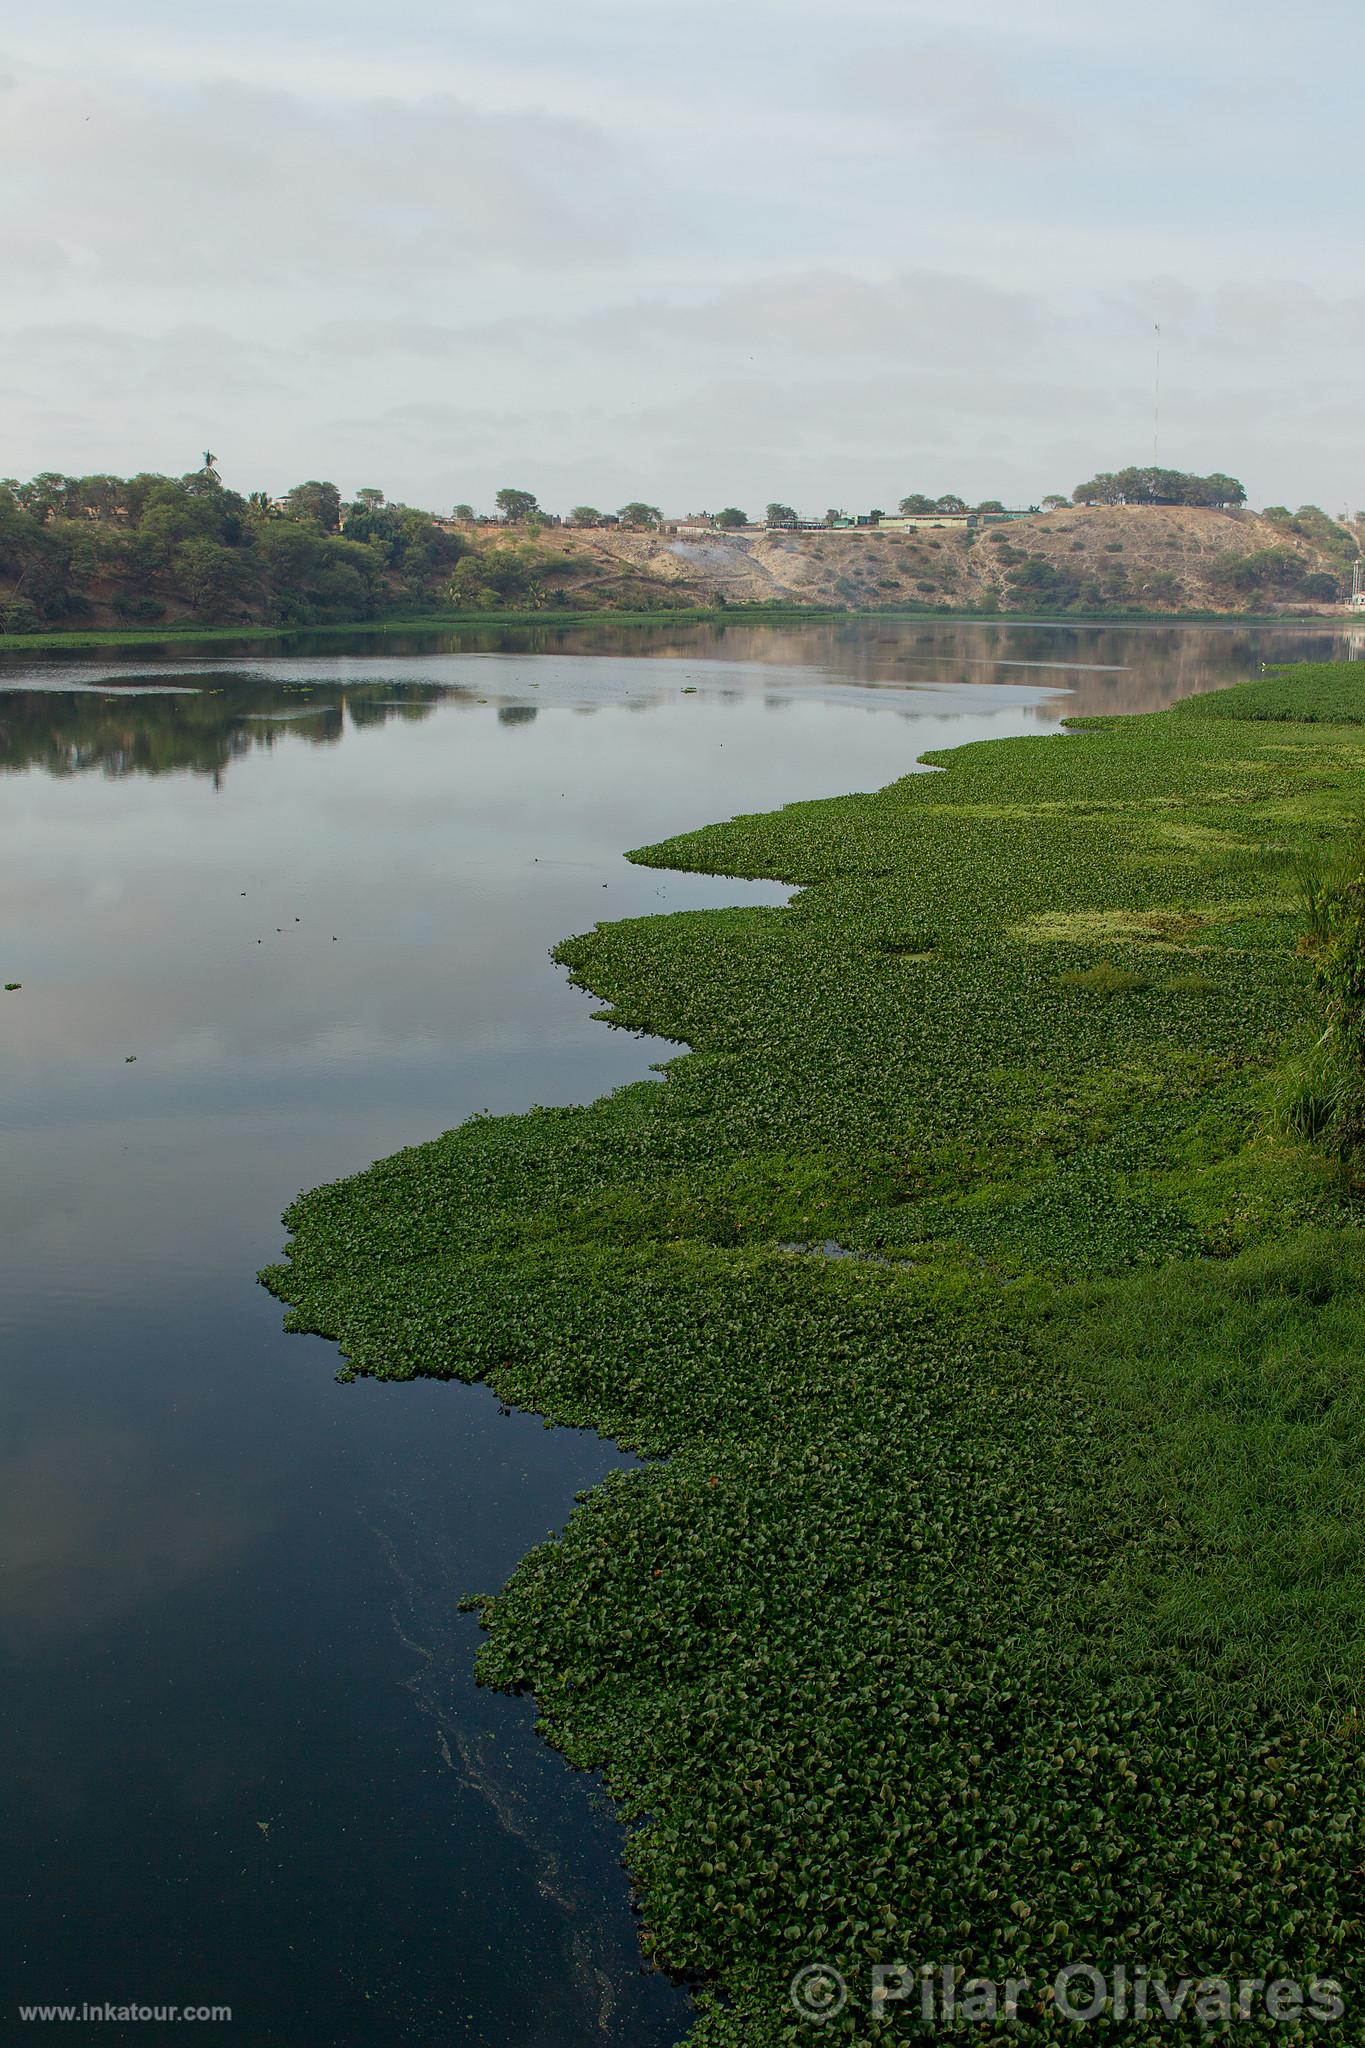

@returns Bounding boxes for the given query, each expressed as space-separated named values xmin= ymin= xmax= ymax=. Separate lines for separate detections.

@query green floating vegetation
xmin=1176 ymin=659 xmax=1365 ymax=724
xmin=264 ymin=663 xmax=1365 ymax=2044
xmin=1057 ymin=959 xmax=1150 ymax=995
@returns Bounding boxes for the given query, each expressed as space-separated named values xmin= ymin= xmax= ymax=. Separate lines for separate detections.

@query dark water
xmin=0 ymin=619 xmax=1356 ymax=2046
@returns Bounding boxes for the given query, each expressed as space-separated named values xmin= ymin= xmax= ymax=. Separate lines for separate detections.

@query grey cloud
xmin=844 ymin=40 xmax=1081 ymax=155
xmin=3 ymin=2 xmax=1363 ymax=513
xmin=0 ymin=72 xmax=646 ymax=288
xmin=309 ymin=269 xmax=1049 ymax=369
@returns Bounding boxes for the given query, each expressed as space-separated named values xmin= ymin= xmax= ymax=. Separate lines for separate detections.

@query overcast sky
xmin=3 ymin=0 xmax=1362 ymax=515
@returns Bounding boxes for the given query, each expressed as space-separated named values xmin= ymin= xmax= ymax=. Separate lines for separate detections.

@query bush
xmin=112 ymin=593 xmax=167 ymax=623
xmin=1276 ymin=833 xmax=1365 ymax=1160
xmin=1208 ymin=547 xmax=1323 ymax=601
xmin=0 ymin=595 xmax=41 ymax=633
xmin=1314 ymin=872 xmax=1365 ymax=1064
xmin=1005 ymin=556 xmax=1083 ymax=608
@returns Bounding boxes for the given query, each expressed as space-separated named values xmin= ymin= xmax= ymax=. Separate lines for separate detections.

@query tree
xmin=16 ymin=473 xmax=76 ymax=522
xmin=1204 ymin=472 xmax=1247 ymax=508
xmin=765 ymin=503 xmax=798 ymax=528
xmin=618 ymin=502 xmax=662 ymax=528
xmin=825 ymin=508 xmax=843 ymax=526
xmin=934 ymin=494 xmax=968 ymax=514
xmin=69 ymin=474 xmax=122 ymax=520
xmin=1072 ymin=466 xmax=1246 ymax=508
xmin=898 ymin=495 xmax=936 ymax=515
xmin=174 ymin=537 xmax=245 ymax=616
xmin=715 ymin=507 xmax=747 ymax=528
xmin=495 ymin=487 xmax=539 ymax=523
xmin=976 ymin=500 xmax=1006 ymax=515
xmin=448 ymin=547 xmax=540 ymax=608
xmin=569 ymin=506 xmax=603 ymax=527
xmin=283 ymin=481 xmax=342 ymax=531
xmin=355 ymin=487 xmax=386 ymax=509
xmin=306 ymin=560 xmax=371 ymax=621
xmin=452 ymin=503 xmax=477 ymax=524
xmin=1041 ymin=494 xmax=1069 ymax=511
xmin=868 ymin=508 xmax=884 ymax=524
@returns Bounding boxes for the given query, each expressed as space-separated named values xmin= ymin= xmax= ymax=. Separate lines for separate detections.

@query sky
xmin=3 ymin=0 xmax=1363 ymax=515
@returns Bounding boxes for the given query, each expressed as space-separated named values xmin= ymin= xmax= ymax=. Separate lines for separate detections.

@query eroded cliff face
xmin=490 ymin=504 xmax=1358 ymax=615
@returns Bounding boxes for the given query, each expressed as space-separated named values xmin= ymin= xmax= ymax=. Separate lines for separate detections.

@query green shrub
xmin=112 ymin=593 xmax=167 ymax=622
xmin=0 ymin=595 xmax=42 ymax=632
xmin=1313 ymin=874 xmax=1365 ymax=1063
xmin=1059 ymin=959 xmax=1150 ymax=996
xmin=1161 ymin=971 xmax=1217 ymax=995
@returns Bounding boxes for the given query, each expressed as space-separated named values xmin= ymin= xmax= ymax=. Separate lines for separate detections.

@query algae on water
xmin=264 ymin=661 xmax=1365 ymax=2046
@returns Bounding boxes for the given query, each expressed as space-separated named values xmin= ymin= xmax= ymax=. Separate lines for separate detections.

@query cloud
xmin=308 ymin=269 xmax=1050 ymax=370
xmin=0 ymin=321 xmax=298 ymax=398
xmin=0 ymin=72 xmax=645 ymax=287
xmin=1 ymin=5 xmax=1363 ymax=508
xmin=844 ymin=39 xmax=1081 ymax=155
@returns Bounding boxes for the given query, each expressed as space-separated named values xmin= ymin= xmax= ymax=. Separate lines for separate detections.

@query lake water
xmin=1 ymin=617 xmax=1356 ymax=2046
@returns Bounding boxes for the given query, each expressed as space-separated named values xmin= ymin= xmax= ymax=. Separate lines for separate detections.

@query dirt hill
xmin=485 ymin=504 xmax=1359 ymax=617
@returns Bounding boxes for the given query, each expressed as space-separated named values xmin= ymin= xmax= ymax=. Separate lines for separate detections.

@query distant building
xmin=878 ymin=509 xmax=1035 ymax=533
xmin=876 ymin=513 xmax=970 ymax=532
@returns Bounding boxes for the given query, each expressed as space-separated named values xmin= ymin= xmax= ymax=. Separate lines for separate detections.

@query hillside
xmin=2 ymin=468 xmax=1359 ymax=636
xmin=500 ymin=503 xmax=1358 ymax=617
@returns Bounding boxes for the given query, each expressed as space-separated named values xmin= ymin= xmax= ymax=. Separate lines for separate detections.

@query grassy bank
xmin=263 ymin=662 xmax=1365 ymax=2042
xmin=0 ymin=602 xmax=1343 ymax=655
xmin=0 ymin=605 xmax=866 ymax=653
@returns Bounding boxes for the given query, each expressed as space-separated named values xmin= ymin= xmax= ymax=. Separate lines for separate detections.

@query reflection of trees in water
xmin=0 ymin=680 xmax=444 ymax=780
xmin=341 ymin=620 xmax=1356 ymax=716
xmin=2 ymin=620 xmax=1354 ymax=780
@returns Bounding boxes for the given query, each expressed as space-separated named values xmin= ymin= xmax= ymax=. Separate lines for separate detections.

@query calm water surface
xmin=0 ymin=619 xmax=1356 ymax=2046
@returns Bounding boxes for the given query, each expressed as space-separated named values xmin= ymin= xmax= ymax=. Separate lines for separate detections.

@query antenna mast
xmin=1153 ymin=323 xmax=1161 ymax=475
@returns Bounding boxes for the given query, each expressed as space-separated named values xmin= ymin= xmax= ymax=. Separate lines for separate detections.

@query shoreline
xmin=261 ymin=661 xmax=1365 ymax=2044
xmin=0 ymin=602 xmax=1350 ymax=656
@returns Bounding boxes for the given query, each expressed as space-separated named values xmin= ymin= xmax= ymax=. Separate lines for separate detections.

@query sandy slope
xmin=491 ymin=504 xmax=1356 ymax=615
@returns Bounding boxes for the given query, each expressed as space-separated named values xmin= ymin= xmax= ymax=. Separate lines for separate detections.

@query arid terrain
xmin=478 ymin=503 xmax=1358 ymax=616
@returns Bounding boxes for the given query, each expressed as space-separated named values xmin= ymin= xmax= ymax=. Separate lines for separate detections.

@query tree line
xmin=1070 ymin=466 xmax=1247 ymax=507
xmin=2 ymin=457 xmax=1349 ymax=635
xmin=0 ymin=465 xmax=576 ymax=632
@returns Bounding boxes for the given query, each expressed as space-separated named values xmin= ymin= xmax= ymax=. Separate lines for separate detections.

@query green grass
xmin=0 ymin=606 xmax=1339 ymax=653
xmin=0 ymin=605 xmax=903 ymax=651
xmin=262 ymin=663 xmax=1365 ymax=2043
xmin=1176 ymin=660 xmax=1365 ymax=724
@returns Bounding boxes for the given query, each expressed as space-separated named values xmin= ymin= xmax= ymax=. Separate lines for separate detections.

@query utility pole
xmin=1152 ymin=323 xmax=1160 ymax=498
